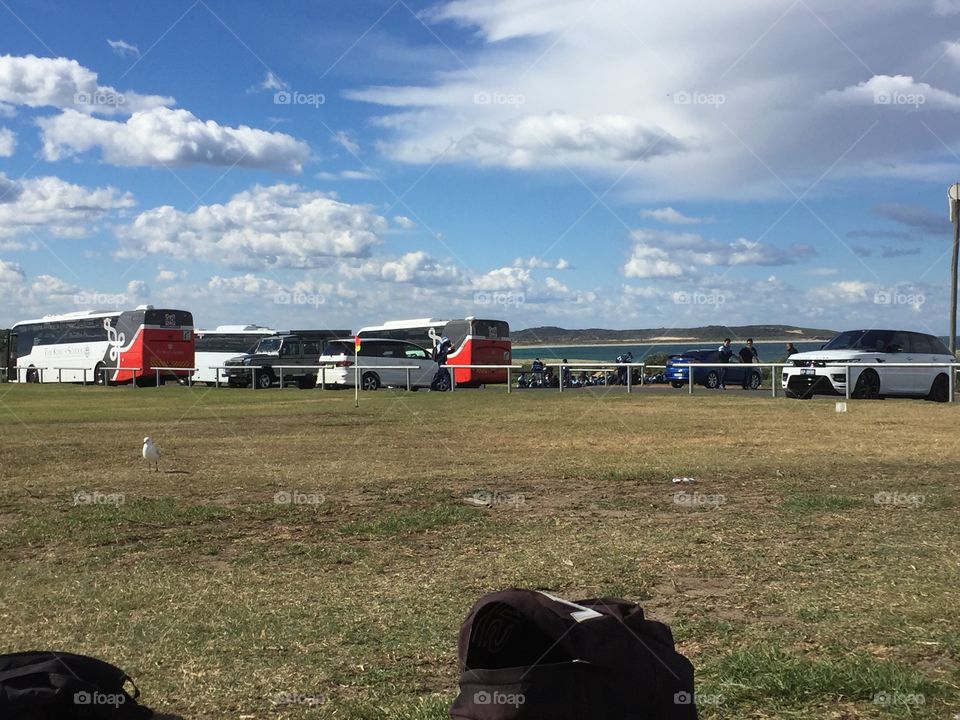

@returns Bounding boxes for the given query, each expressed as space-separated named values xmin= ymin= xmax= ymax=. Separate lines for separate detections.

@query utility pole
xmin=949 ymin=184 xmax=960 ymax=356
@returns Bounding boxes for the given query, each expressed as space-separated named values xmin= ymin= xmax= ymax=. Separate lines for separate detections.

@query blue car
xmin=665 ymin=349 xmax=762 ymax=389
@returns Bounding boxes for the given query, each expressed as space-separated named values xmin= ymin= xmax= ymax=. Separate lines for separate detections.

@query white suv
xmin=318 ymin=338 xmax=441 ymax=390
xmin=782 ymin=329 xmax=954 ymax=402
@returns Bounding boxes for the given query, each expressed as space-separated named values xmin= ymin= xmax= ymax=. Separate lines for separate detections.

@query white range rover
xmin=782 ymin=329 xmax=954 ymax=402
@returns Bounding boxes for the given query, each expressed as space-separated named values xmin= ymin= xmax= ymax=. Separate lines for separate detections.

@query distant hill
xmin=512 ymin=325 xmax=837 ymax=346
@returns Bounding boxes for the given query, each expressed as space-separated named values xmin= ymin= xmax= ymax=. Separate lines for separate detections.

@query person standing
xmin=785 ymin=342 xmax=798 ymax=357
xmin=739 ymin=338 xmax=760 ymax=389
xmin=717 ymin=338 xmax=734 ymax=389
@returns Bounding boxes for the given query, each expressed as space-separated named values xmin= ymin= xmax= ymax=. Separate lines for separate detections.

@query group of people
xmin=714 ymin=338 xmax=800 ymax=389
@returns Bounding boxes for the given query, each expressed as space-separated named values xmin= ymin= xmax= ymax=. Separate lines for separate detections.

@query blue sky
xmin=1 ymin=0 xmax=959 ymax=335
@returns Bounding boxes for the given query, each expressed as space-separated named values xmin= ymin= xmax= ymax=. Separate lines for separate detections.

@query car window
xmin=281 ymin=341 xmax=300 ymax=357
xmin=302 ymin=341 xmax=321 ymax=355
xmin=323 ymin=341 xmax=352 ymax=356
xmin=887 ymin=332 xmax=909 ymax=353
xmin=404 ymin=344 xmax=428 ymax=359
xmin=929 ymin=336 xmax=952 ymax=355
xmin=908 ymin=333 xmax=933 ymax=353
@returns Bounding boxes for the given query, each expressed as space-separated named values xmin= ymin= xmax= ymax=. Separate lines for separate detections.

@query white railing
xmin=210 ymin=363 xmax=524 ymax=392
xmin=672 ymin=361 xmax=958 ymax=402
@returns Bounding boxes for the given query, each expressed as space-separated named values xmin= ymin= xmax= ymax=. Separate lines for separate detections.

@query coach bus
xmin=356 ymin=317 xmax=511 ymax=386
xmin=192 ymin=325 xmax=278 ymax=385
xmin=11 ymin=306 xmax=194 ymax=385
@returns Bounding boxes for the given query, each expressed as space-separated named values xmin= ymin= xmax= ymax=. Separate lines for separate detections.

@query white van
xmin=318 ymin=338 xmax=441 ymax=390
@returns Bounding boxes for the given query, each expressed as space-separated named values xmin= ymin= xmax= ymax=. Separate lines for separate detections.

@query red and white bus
xmin=356 ymin=317 xmax=511 ymax=386
xmin=11 ymin=305 xmax=194 ymax=385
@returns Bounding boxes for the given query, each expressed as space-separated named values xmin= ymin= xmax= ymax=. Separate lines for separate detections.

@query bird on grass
xmin=142 ymin=437 xmax=161 ymax=471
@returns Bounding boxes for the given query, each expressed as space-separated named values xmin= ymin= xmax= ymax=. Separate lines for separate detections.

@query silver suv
xmin=782 ymin=329 xmax=954 ymax=401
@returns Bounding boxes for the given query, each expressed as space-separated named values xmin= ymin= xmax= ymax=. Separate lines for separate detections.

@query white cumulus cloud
xmin=38 ymin=107 xmax=310 ymax=172
xmin=0 ymin=127 xmax=14 ymax=156
xmin=0 ymin=54 xmax=171 ymax=114
xmin=115 ymin=183 xmax=387 ymax=268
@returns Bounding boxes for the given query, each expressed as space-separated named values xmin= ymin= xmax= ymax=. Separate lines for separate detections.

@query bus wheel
xmin=94 ymin=363 xmax=106 ymax=385
xmin=361 ymin=372 xmax=380 ymax=391
xmin=26 ymin=367 xmax=39 ymax=383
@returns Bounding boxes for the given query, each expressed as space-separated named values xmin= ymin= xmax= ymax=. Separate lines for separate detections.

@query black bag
xmin=450 ymin=589 xmax=697 ymax=720
xmin=0 ymin=651 xmax=153 ymax=719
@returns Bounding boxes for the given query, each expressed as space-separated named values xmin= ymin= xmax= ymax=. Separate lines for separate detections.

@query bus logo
xmin=164 ymin=313 xmax=176 ymax=327
xmin=103 ymin=318 xmax=125 ymax=362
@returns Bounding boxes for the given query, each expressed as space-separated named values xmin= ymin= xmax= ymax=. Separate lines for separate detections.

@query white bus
xmin=193 ymin=325 xmax=278 ymax=385
xmin=11 ymin=306 xmax=194 ymax=385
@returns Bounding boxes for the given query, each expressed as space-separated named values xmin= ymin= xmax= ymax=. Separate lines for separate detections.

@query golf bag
xmin=0 ymin=651 xmax=153 ymax=719
xmin=450 ymin=589 xmax=697 ymax=720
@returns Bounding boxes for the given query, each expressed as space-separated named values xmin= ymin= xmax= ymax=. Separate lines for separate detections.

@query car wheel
xmin=852 ymin=369 xmax=881 ymax=400
xmin=255 ymin=370 xmax=273 ymax=389
xmin=704 ymin=371 xmax=719 ymax=389
xmin=670 ymin=381 xmax=684 ymax=389
xmin=361 ymin=372 xmax=380 ymax=391
xmin=297 ymin=375 xmax=317 ymax=390
xmin=927 ymin=373 xmax=950 ymax=403
xmin=749 ymin=372 xmax=762 ymax=390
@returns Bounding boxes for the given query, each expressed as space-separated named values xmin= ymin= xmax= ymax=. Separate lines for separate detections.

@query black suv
xmin=225 ymin=330 xmax=349 ymax=389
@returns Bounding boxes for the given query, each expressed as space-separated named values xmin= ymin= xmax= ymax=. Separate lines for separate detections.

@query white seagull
xmin=142 ymin=436 xmax=161 ymax=472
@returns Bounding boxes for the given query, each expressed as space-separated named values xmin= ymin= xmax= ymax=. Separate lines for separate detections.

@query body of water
xmin=512 ymin=341 xmax=826 ymax=363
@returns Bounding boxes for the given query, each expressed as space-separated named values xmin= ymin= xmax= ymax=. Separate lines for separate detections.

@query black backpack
xmin=0 ymin=651 xmax=153 ymax=719
xmin=450 ymin=589 xmax=697 ymax=720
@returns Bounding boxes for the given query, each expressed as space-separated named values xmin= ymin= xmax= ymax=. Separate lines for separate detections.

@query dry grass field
xmin=0 ymin=383 xmax=958 ymax=719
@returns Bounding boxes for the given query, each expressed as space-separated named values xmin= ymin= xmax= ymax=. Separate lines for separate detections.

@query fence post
xmin=950 ymin=365 xmax=956 ymax=403
xmin=626 ymin=364 xmax=632 ymax=394
xmin=507 ymin=367 xmax=511 ymax=394
xmin=58 ymin=368 xmax=62 ymax=384
xmin=82 ymin=368 xmax=87 ymax=386
xmin=155 ymin=368 xmax=160 ymax=389
xmin=688 ymin=365 xmax=694 ymax=395
xmin=250 ymin=367 xmax=256 ymax=390
xmin=639 ymin=364 xmax=644 ymax=388
xmin=771 ymin=364 xmax=777 ymax=398
xmin=321 ymin=367 xmax=326 ymax=391
xmin=451 ymin=370 xmax=456 ymax=392
xmin=406 ymin=367 xmax=411 ymax=391
xmin=558 ymin=364 xmax=563 ymax=393
xmin=845 ymin=365 xmax=851 ymax=400
xmin=215 ymin=369 xmax=220 ymax=389
xmin=279 ymin=367 xmax=284 ymax=389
